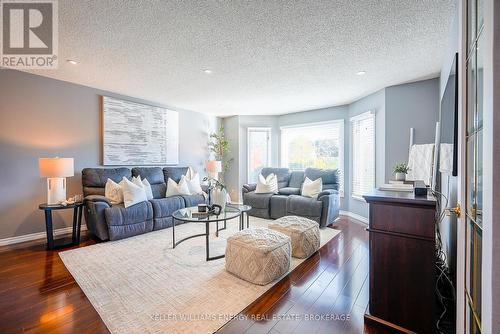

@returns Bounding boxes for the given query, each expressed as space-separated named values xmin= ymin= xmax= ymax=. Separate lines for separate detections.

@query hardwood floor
xmin=0 ymin=217 xmax=384 ymax=334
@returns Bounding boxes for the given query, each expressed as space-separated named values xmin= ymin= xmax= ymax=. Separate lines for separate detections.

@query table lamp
xmin=206 ymin=160 xmax=222 ymax=180
xmin=39 ymin=157 xmax=74 ymax=205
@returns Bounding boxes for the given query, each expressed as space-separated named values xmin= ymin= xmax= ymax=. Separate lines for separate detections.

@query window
xmin=351 ymin=111 xmax=375 ymax=198
xmin=247 ymin=127 xmax=271 ymax=183
xmin=281 ymin=120 xmax=344 ymax=194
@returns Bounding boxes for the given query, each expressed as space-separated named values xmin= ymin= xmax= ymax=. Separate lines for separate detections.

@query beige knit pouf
xmin=225 ymin=227 xmax=291 ymax=285
xmin=269 ymin=216 xmax=320 ymax=259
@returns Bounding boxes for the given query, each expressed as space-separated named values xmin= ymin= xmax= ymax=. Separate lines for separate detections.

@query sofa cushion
xmin=104 ymin=201 xmax=153 ymax=240
xmin=278 ymin=187 xmax=301 ymax=196
xmin=286 ymin=195 xmax=322 ymax=221
xmin=132 ymin=167 xmax=167 ymax=199
xmin=149 ymin=197 xmax=185 ymax=219
xmin=270 ymin=195 xmax=288 ymax=219
xmin=243 ymin=191 xmax=274 ymax=209
xmin=163 ymin=166 xmax=189 ymax=183
xmin=82 ymin=167 xmax=131 ymax=197
xmin=261 ymin=168 xmax=291 ymax=189
xmin=288 ymin=171 xmax=305 ymax=188
xmin=305 ymin=168 xmax=339 ymax=190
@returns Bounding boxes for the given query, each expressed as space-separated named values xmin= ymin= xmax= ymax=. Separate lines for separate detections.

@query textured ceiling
xmin=24 ymin=0 xmax=455 ymax=116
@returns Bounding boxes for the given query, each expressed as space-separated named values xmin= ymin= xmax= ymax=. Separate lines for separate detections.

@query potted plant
xmin=393 ymin=163 xmax=410 ymax=181
xmin=208 ymin=125 xmax=234 ymax=183
xmin=203 ymin=176 xmax=228 ymax=210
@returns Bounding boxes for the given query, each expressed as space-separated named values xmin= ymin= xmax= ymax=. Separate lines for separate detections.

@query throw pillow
xmin=301 ymin=177 xmax=323 ymax=198
xmin=182 ymin=173 xmax=203 ymax=195
xmin=255 ymin=173 xmax=278 ymax=194
xmin=132 ymin=176 xmax=154 ymax=200
xmin=104 ymin=178 xmax=124 ymax=205
xmin=121 ymin=177 xmax=148 ymax=208
xmin=166 ymin=177 xmax=191 ymax=197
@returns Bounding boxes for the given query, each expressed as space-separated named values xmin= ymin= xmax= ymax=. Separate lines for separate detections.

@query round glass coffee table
xmin=172 ymin=206 xmax=241 ymax=261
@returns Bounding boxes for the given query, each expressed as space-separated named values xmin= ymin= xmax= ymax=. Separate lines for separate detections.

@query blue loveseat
xmin=82 ymin=167 xmax=206 ymax=241
xmin=242 ymin=167 xmax=340 ymax=227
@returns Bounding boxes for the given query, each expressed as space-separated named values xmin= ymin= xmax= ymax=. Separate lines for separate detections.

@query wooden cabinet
xmin=363 ymin=190 xmax=436 ymax=333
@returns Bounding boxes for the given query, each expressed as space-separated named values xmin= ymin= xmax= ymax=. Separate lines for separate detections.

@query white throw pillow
xmin=104 ymin=178 xmax=124 ymax=205
xmin=182 ymin=173 xmax=203 ymax=195
xmin=255 ymin=173 xmax=278 ymax=194
xmin=301 ymin=177 xmax=323 ymax=198
xmin=166 ymin=177 xmax=191 ymax=197
xmin=121 ymin=177 xmax=148 ymax=208
xmin=132 ymin=176 xmax=154 ymax=200
xmin=141 ymin=178 xmax=154 ymax=200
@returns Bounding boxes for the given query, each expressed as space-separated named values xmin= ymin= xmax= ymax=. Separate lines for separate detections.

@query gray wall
xmin=384 ymin=78 xmax=440 ymax=182
xmin=0 ymin=70 xmax=219 ymax=240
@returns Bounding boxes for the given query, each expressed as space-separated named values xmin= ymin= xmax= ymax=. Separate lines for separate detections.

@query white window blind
xmin=281 ymin=120 xmax=344 ymax=195
xmin=351 ymin=111 xmax=375 ymax=198
xmin=247 ymin=127 xmax=272 ymax=183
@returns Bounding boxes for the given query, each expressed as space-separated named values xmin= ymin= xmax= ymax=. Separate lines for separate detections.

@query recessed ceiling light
xmin=203 ymin=69 xmax=213 ymax=74
xmin=356 ymin=71 xmax=366 ymax=76
xmin=67 ymin=59 xmax=79 ymax=65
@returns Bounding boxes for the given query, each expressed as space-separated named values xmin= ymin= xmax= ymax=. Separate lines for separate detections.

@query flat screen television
xmin=439 ymin=53 xmax=458 ymax=177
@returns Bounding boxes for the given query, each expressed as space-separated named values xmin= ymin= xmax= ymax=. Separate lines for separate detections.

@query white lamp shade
xmin=206 ymin=160 xmax=222 ymax=173
xmin=39 ymin=158 xmax=74 ymax=178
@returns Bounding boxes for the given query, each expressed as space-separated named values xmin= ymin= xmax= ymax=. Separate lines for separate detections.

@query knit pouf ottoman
xmin=269 ymin=216 xmax=320 ymax=259
xmin=225 ymin=227 xmax=291 ymax=285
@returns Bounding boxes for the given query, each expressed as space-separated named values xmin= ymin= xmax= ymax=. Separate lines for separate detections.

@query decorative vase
xmin=395 ymin=173 xmax=406 ymax=181
xmin=211 ymin=188 xmax=227 ymax=210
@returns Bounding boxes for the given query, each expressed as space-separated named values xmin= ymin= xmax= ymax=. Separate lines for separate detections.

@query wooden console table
xmin=363 ymin=190 xmax=436 ymax=333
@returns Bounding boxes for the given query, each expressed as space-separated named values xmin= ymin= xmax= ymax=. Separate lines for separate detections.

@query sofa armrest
xmin=83 ymin=196 xmax=111 ymax=240
xmin=317 ymin=190 xmax=340 ymax=227
xmin=317 ymin=189 xmax=339 ymax=199
xmin=84 ymin=194 xmax=111 ymax=205
xmin=242 ymin=183 xmax=257 ymax=193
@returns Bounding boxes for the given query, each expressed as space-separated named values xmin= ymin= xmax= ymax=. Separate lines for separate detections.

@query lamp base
xmin=47 ymin=177 xmax=67 ymax=205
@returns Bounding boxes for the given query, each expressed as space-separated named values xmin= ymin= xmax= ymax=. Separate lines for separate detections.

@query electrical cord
xmin=431 ymin=188 xmax=456 ymax=333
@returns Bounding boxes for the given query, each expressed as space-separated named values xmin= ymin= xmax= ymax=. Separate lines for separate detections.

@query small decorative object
xmin=203 ymin=176 xmax=227 ymax=210
xmin=393 ymin=163 xmax=410 ymax=181
xmin=208 ymin=125 xmax=234 ymax=182
xmin=39 ymin=157 xmax=74 ymax=205
xmin=198 ymin=203 xmax=207 ymax=212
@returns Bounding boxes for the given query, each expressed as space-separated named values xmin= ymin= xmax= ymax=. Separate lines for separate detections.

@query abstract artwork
xmin=102 ymin=96 xmax=179 ymax=165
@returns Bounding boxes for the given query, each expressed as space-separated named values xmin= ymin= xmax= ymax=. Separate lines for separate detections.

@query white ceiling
xmin=25 ymin=0 xmax=455 ymax=116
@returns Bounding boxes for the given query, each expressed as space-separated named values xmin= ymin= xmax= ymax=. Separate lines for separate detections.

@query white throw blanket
xmin=439 ymin=143 xmax=454 ymax=174
xmin=407 ymin=144 xmax=435 ymax=186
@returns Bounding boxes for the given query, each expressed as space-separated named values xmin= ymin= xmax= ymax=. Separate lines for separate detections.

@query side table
xmin=38 ymin=202 xmax=84 ymax=250
xmin=227 ymin=204 xmax=252 ymax=230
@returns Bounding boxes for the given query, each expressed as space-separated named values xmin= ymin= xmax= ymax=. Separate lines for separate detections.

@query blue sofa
xmin=82 ymin=166 xmax=206 ymax=241
xmin=242 ymin=167 xmax=340 ymax=227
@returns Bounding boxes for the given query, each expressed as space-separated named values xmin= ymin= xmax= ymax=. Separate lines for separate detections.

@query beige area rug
xmin=59 ymin=216 xmax=340 ymax=334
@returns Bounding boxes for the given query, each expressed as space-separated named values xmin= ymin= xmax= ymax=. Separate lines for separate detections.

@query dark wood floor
xmin=0 ymin=217 xmax=387 ymax=334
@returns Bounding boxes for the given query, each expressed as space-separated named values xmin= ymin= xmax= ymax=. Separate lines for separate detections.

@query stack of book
xmin=378 ymin=180 xmax=414 ymax=192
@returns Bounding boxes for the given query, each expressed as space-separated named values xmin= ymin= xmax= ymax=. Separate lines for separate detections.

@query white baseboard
xmin=339 ymin=210 xmax=369 ymax=225
xmin=0 ymin=225 xmax=87 ymax=247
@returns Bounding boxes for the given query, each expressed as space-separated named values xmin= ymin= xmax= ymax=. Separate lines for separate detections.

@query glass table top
xmin=172 ymin=206 xmax=241 ymax=222
xmin=226 ymin=203 xmax=252 ymax=212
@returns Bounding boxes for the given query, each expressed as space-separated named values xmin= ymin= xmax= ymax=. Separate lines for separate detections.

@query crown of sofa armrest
xmin=242 ymin=183 xmax=257 ymax=193
xmin=317 ymin=189 xmax=339 ymax=199
xmin=84 ymin=194 xmax=111 ymax=206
